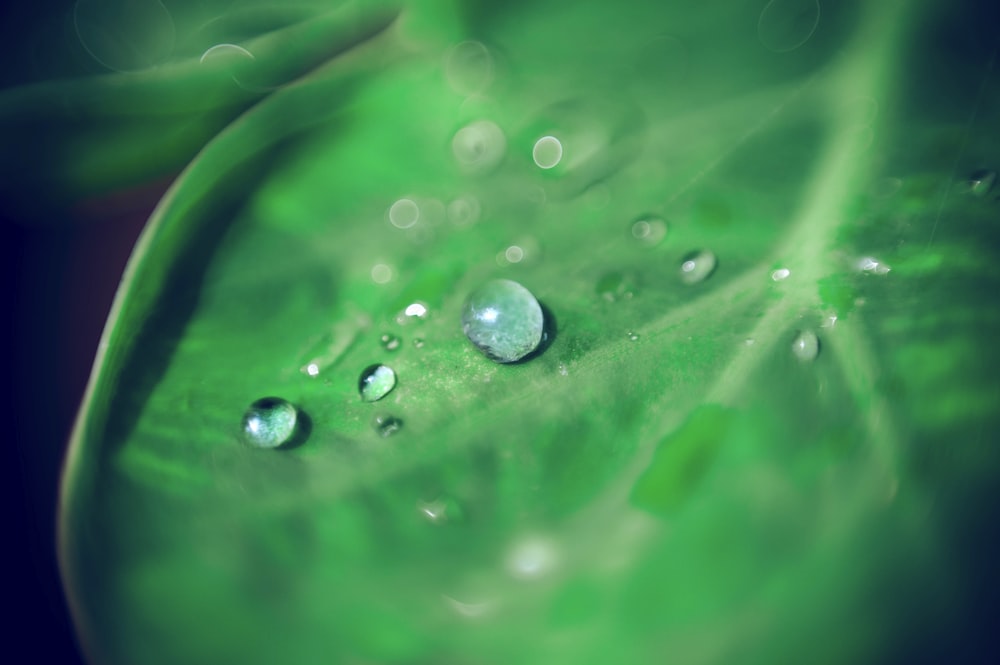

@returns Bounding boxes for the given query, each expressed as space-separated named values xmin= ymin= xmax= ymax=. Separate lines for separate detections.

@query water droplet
xmin=771 ymin=268 xmax=791 ymax=281
xmin=627 ymin=331 xmax=640 ymax=341
xmin=413 ymin=338 xmax=425 ymax=349
xmin=444 ymin=41 xmax=493 ymax=96
xmin=856 ymin=256 xmax=891 ymax=275
xmin=631 ymin=215 xmax=667 ymax=246
xmin=359 ymin=364 xmax=397 ymax=402
xmin=452 ymin=120 xmax=506 ymax=174
xmin=372 ymin=413 xmax=403 ymax=437
xmin=505 ymin=245 xmax=524 ymax=263
xmin=757 ymin=0 xmax=821 ymax=53
xmin=821 ymin=314 xmax=838 ymax=328
xmin=380 ymin=334 xmax=401 ymax=351
xmin=241 ymin=397 xmax=299 ymax=449
xmin=371 ymin=263 xmax=393 ymax=284
xmin=305 ymin=362 xmax=320 ymax=377
xmin=967 ymin=169 xmax=996 ymax=197
xmin=532 ymin=135 xmax=563 ymax=169
xmin=448 ymin=195 xmax=481 ymax=226
xmin=388 ymin=198 xmax=419 ymax=229
xmin=462 ymin=279 xmax=544 ymax=363
xmin=791 ymin=330 xmax=820 ymax=362
xmin=596 ymin=271 xmax=637 ymax=302
xmin=679 ymin=250 xmax=718 ymax=284
xmin=74 ymin=0 xmax=175 ymax=72
xmin=558 ymin=363 xmax=569 ymax=376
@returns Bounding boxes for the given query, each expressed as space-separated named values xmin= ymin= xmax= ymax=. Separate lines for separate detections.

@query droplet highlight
xmin=462 ymin=279 xmax=544 ymax=363
xmin=757 ymin=0 xmax=821 ymax=53
xmin=792 ymin=330 xmax=820 ymax=362
xmin=359 ymin=364 xmax=397 ymax=402
xmin=241 ymin=397 xmax=299 ymax=449
xmin=679 ymin=250 xmax=718 ymax=284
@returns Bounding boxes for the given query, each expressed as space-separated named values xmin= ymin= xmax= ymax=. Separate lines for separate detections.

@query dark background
xmin=3 ymin=3 xmax=165 ymax=662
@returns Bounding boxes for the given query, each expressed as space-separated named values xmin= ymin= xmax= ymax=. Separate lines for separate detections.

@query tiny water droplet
xmin=372 ymin=413 xmax=403 ymax=437
xmin=396 ymin=301 xmax=429 ymax=324
xmin=241 ymin=397 xmax=299 ymax=449
xmin=630 ymin=215 xmax=667 ymax=246
xmin=413 ymin=338 xmax=425 ymax=349
xmin=417 ymin=496 xmax=462 ymax=524
xmin=596 ymin=271 xmax=637 ymax=302
xmin=462 ymin=279 xmax=544 ymax=363
xmin=452 ymin=120 xmax=506 ymax=174
xmin=305 ymin=362 xmax=320 ymax=377
xmin=627 ymin=331 xmax=640 ymax=341
xmin=359 ymin=364 xmax=397 ymax=402
xmin=771 ymin=268 xmax=791 ymax=281
xmin=558 ymin=363 xmax=569 ymax=376
xmin=380 ymin=333 xmax=401 ymax=351
xmin=679 ymin=250 xmax=717 ymax=284
xmin=967 ymin=169 xmax=996 ymax=197
xmin=532 ymin=135 xmax=563 ymax=169
xmin=791 ymin=330 xmax=820 ymax=362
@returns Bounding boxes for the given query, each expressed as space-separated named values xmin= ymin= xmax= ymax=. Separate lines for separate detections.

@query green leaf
xmin=58 ymin=1 xmax=1000 ymax=664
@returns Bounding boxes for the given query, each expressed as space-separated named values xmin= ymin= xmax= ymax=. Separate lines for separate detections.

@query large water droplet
xmin=453 ymin=120 xmax=506 ymax=174
xmin=372 ymin=413 xmax=403 ymax=437
xmin=791 ymin=330 xmax=820 ymax=362
xmin=967 ymin=169 xmax=997 ymax=197
xmin=757 ymin=0 xmax=821 ymax=53
xmin=462 ymin=279 xmax=544 ymax=363
xmin=241 ymin=397 xmax=299 ymax=449
xmin=359 ymin=364 xmax=397 ymax=402
xmin=679 ymin=250 xmax=717 ymax=284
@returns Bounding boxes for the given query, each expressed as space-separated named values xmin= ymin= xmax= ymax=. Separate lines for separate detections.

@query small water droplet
xmin=679 ymin=250 xmax=718 ymax=284
xmin=967 ymin=169 xmax=996 ymax=197
xmin=532 ymin=135 xmax=563 ymax=169
xmin=631 ymin=215 xmax=667 ymax=246
xmin=241 ymin=397 xmax=299 ymax=449
xmin=771 ymin=268 xmax=791 ymax=281
xmin=371 ymin=263 xmax=393 ymax=284
xmin=596 ymin=271 xmax=637 ymax=302
xmin=413 ymin=338 xmax=425 ymax=349
xmin=452 ymin=120 xmax=506 ymax=174
xmin=757 ymin=0 xmax=821 ymax=53
xmin=627 ymin=331 xmax=640 ymax=341
xmin=380 ymin=334 xmax=401 ymax=351
xmin=359 ymin=364 xmax=397 ymax=402
xmin=388 ymin=198 xmax=420 ymax=229
xmin=305 ymin=362 xmax=320 ymax=377
xmin=558 ymin=363 xmax=569 ymax=376
xmin=372 ymin=413 xmax=403 ymax=437
xmin=444 ymin=40 xmax=493 ymax=96
xmin=791 ymin=330 xmax=820 ymax=362
xmin=462 ymin=279 xmax=544 ymax=363
xmin=417 ymin=496 xmax=462 ymax=524
xmin=821 ymin=314 xmax=838 ymax=328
